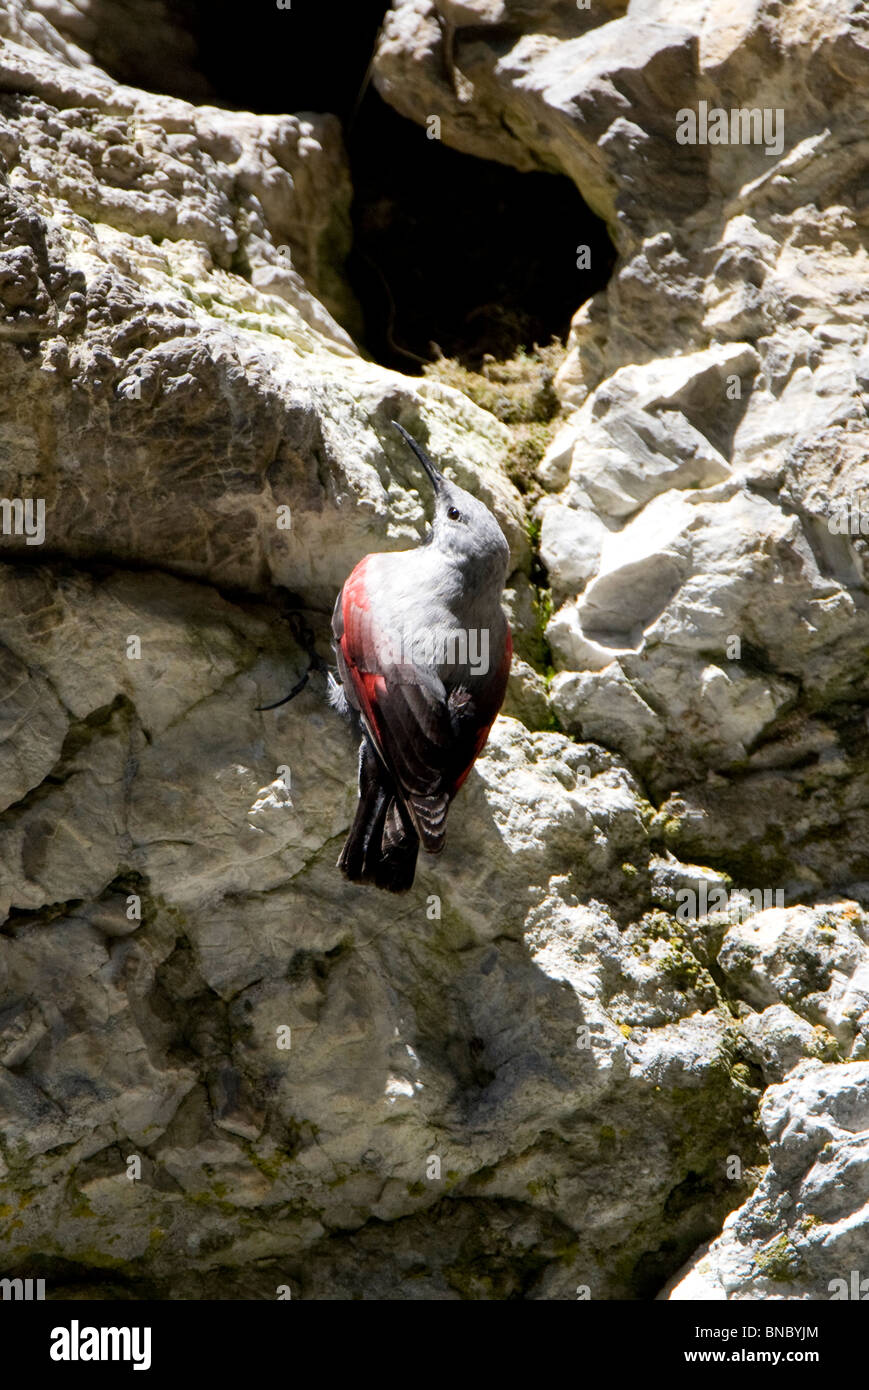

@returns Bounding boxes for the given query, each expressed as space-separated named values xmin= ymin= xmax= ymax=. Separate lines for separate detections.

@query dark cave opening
xmin=344 ymin=89 xmax=615 ymax=371
xmin=76 ymin=0 xmax=615 ymax=368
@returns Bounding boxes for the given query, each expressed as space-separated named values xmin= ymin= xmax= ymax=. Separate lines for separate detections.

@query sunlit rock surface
xmin=0 ymin=0 xmax=866 ymax=1298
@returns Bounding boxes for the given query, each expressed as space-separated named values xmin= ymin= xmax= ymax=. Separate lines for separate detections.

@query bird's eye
xmin=447 ymin=506 xmax=462 ymax=521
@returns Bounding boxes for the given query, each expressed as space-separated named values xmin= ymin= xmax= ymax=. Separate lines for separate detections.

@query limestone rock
xmin=666 ymin=1060 xmax=869 ymax=1300
xmin=0 ymin=0 xmax=868 ymax=1300
xmin=375 ymin=0 xmax=869 ymax=1299
xmin=720 ymin=903 xmax=869 ymax=1060
xmin=377 ymin=0 xmax=869 ymax=890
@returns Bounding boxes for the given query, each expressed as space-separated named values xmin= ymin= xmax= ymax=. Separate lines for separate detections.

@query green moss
xmin=69 ymin=1194 xmax=97 ymax=1220
xmin=243 ymin=1148 xmax=286 ymax=1183
xmin=64 ymin=1247 xmax=131 ymax=1271
xmin=639 ymin=910 xmax=676 ymax=942
xmin=423 ymin=342 xmax=566 ymax=497
xmin=506 ymin=422 xmax=560 ymax=492
xmin=599 ymin=1055 xmax=766 ymax=1295
xmin=423 ymin=342 xmax=564 ymax=428
xmin=442 ymin=1212 xmax=562 ymax=1300
xmin=525 ymin=1175 xmax=558 ymax=1199
xmin=186 ymin=1191 xmax=236 ymax=1216
xmin=661 ymin=945 xmax=717 ymax=1000
xmin=807 ymin=1025 xmax=842 ymax=1062
xmin=754 ymin=1234 xmax=804 ymax=1282
xmin=467 ymin=1165 xmax=497 ymax=1188
xmin=536 ymin=589 xmax=553 ymax=628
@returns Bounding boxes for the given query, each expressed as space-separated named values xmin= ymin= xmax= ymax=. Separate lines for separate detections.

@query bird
xmin=330 ymin=421 xmax=512 ymax=892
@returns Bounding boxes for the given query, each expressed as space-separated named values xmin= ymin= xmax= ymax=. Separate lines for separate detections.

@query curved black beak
xmin=392 ymin=420 xmax=444 ymax=494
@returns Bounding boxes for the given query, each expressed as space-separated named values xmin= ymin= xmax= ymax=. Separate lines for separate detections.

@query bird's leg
xmin=255 ymin=609 xmax=328 ymax=712
xmin=255 ymin=664 xmax=312 ymax=711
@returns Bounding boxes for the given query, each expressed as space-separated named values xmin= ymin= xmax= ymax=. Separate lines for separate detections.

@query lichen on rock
xmin=0 ymin=0 xmax=867 ymax=1300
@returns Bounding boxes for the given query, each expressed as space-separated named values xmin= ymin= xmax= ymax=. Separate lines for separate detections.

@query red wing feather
xmin=449 ymin=627 xmax=512 ymax=795
xmin=333 ymin=556 xmax=511 ymax=851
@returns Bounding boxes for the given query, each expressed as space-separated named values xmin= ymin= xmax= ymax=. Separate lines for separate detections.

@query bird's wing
xmin=332 ymin=558 xmax=457 ymax=853
xmin=447 ymin=624 xmax=512 ymax=795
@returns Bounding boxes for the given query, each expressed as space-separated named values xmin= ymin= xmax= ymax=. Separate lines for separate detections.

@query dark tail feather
xmin=374 ymin=794 xmax=419 ymax=893
xmin=338 ymin=737 xmax=419 ymax=892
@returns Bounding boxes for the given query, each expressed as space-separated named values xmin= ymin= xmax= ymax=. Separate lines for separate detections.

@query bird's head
xmin=392 ymin=422 xmax=510 ymax=579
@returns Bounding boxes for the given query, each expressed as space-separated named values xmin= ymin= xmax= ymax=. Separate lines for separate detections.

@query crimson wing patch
xmin=332 ymin=557 xmax=512 ymax=852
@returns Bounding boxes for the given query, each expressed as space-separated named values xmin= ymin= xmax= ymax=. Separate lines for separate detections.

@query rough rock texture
xmin=373 ymin=0 xmax=869 ymax=1298
xmin=664 ymin=905 xmax=869 ymax=1298
xmin=666 ymin=1059 xmax=869 ymax=1299
xmin=0 ymin=0 xmax=867 ymax=1299
xmin=0 ymin=0 xmax=211 ymax=103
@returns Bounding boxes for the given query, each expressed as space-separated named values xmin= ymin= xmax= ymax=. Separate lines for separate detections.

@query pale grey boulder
xmin=720 ymin=903 xmax=869 ymax=1060
xmin=739 ymin=1006 xmax=835 ymax=1086
xmin=666 ymin=1060 xmax=869 ymax=1300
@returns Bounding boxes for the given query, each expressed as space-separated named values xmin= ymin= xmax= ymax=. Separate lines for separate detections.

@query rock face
xmin=666 ymin=1058 xmax=869 ymax=1300
xmin=373 ymin=0 xmax=869 ymax=1299
xmin=0 ymin=0 xmax=866 ymax=1299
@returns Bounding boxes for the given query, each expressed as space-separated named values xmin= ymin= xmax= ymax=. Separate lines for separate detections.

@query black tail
xmin=338 ymin=736 xmax=419 ymax=892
